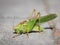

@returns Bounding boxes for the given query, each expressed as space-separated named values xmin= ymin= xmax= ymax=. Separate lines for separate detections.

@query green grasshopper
xmin=12 ymin=9 xmax=57 ymax=38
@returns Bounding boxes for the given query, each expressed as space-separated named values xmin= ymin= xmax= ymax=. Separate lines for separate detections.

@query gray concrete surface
xmin=0 ymin=29 xmax=55 ymax=45
xmin=0 ymin=0 xmax=60 ymax=45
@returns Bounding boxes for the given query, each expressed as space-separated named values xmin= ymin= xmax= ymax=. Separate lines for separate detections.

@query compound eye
xmin=13 ymin=29 xmax=17 ymax=34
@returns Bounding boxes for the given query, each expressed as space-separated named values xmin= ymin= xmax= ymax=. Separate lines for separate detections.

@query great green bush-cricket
xmin=12 ymin=9 xmax=57 ymax=38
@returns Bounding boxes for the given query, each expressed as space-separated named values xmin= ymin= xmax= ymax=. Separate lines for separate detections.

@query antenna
xmin=42 ymin=0 xmax=59 ymax=45
xmin=42 ymin=0 xmax=57 ymax=32
xmin=13 ymin=16 xmax=15 ymax=30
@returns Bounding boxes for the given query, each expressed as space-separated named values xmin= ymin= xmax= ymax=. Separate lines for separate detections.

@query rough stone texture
xmin=0 ymin=0 xmax=60 ymax=45
xmin=0 ymin=28 xmax=55 ymax=45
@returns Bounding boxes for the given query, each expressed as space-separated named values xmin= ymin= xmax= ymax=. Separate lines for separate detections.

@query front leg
xmin=12 ymin=30 xmax=20 ymax=38
xmin=26 ymin=29 xmax=29 ymax=38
